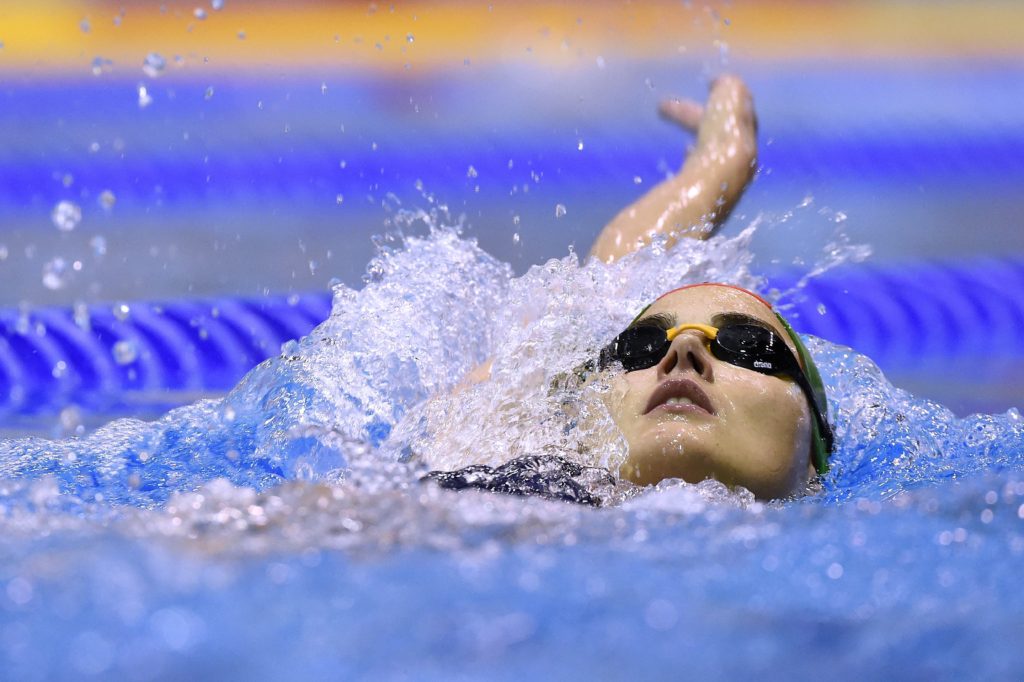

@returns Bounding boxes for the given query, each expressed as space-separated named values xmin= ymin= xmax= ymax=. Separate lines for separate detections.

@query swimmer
xmin=430 ymin=75 xmax=830 ymax=502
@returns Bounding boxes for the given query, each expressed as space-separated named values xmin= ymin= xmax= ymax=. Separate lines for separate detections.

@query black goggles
xmin=599 ymin=321 xmax=834 ymax=454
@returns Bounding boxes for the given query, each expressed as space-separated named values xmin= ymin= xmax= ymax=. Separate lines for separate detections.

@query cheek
xmin=717 ymin=371 xmax=808 ymax=443
xmin=604 ymin=373 xmax=648 ymax=431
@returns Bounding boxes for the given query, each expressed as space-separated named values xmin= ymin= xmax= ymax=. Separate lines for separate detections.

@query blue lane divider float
xmin=779 ymin=258 xmax=1024 ymax=371
xmin=0 ymin=293 xmax=333 ymax=418
xmin=1 ymin=258 xmax=1023 ymax=419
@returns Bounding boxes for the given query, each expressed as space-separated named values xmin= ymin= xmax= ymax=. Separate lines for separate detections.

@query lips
xmin=644 ymin=379 xmax=716 ymax=416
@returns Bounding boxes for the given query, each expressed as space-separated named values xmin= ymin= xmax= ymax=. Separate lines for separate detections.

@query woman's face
xmin=604 ymin=286 xmax=814 ymax=499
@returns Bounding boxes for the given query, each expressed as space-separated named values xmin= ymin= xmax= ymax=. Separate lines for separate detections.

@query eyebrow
xmin=709 ymin=312 xmax=776 ymax=331
xmin=627 ymin=312 xmax=676 ymax=330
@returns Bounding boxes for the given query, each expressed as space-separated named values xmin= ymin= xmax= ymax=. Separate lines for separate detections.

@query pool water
xmin=1 ymin=219 xmax=1022 ymax=680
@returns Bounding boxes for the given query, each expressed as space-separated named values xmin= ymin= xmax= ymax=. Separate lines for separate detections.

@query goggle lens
xmin=601 ymin=327 xmax=671 ymax=372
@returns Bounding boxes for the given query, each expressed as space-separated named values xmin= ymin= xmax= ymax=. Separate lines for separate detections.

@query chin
xmin=620 ymin=442 xmax=807 ymax=500
xmin=619 ymin=444 xmax=715 ymax=487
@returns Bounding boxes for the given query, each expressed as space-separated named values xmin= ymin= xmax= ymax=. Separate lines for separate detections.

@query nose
xmin=657 ymin=331 xmax=715 ymax=381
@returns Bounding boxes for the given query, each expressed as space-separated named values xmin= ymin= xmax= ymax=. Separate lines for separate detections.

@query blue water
xmin=1 ymin=219 xmax=1023 ymax=680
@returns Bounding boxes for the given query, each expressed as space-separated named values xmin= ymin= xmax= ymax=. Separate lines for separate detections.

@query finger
xmin=658 ymin=98 xmax=704 ymax=133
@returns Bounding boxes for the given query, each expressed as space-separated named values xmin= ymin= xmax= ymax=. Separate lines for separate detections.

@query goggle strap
xmin=774 ymin=312 xmax=831 ymax=474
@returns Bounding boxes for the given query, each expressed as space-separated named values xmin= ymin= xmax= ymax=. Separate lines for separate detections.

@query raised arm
xmin=588 ymin=75 xmax=758 ymax=263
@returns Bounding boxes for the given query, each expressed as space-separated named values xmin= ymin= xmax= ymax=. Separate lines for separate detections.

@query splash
xmin=0 ymin=208 xmax=1021 ymax=526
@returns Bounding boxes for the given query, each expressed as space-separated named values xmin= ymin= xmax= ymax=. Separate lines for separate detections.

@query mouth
xmin=644 ymin=379 xmax=717 ymax=416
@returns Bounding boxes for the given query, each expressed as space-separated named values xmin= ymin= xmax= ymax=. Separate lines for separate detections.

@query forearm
xmin=589 ymin=154 xmax=753 ymax=260
xmin=589 ymin=75 xmax=757 ymax=263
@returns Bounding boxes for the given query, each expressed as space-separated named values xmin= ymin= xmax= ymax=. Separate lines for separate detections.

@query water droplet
xmin=644 ymin=77 xmax=655 ymax=90
xmin=61 ymin=173 xmax=74 ymax=188
xmin=14 ymin=309 xmax=29 ymax=335
xmin=137 ymin=84 xmax=153 ymax=109
xmin=817 ymin=303 xmax=827 ymax=316
xmin=512 ymin=214 xmax=520 ymax=225
xmin=90 ymin=235 xmax=107 ymax=257
xmin=51 ymin=201 xmax=82 ymax=231
xmin=113 ymin=339 xmax=138 ymax=364
xmin=554 ymin=204 xmax=567 ymax=218
xmin=633 ymin=175 xmax=642 ymax=185
xmin=596 ymin=55 xmax=606 ymax=69
xmin=73 ymin=302 xmax=91 ymax=331
xmin=0 ymin=244 xmax=7 ymax=260
xmin=203 ymin=86 xmax=214 ymax=100
xmin=52 ymin=360 xmax=68 ymax=379
xmin=338 ymin=159 xmax=347 ymax=169
xmin=320 ymin=82 xmax=328 ymax=95
xmin=193 ymin=7 xmax=207 ymax=20
xmin=80 ymin=18 xmax=91 ymax=33
xmin=237 ymin=30 xmax=246 ymax=40
xmin=113 ymin=302 xmax=130 ymax=321
xmin=833 ymin=211 xmax=848 ymax=223
xmin=42 ymin=258 xmax=70 ymax=290
xmin=98 ymin=190 xmax=116 ymax=210
xmin=91 ymin=56 xmax=112 ymax=76
xmin=142 ymin=52 xmax=166 ymax=78
xmin=577 ymin=139 xmax=584 ymax=152
xmin=58 ymin=405 xmax=83 ymax=438
xmin=466 ymin=165 xmax=478 ymax=179
xmin=512 ymin=232 xmax=520 ymax=244
xmin=406 ymin=33 xmax=414 ymax=43
xmin=212 ymin=0 xmax=225 ymax=10
xmin=335 ymin=194 xmax=344 ymax=205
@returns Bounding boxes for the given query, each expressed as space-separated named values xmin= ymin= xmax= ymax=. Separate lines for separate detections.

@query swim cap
xmin=772 ymin=311 xmax=830 ymax=474
xmin=633 ymin=283 xmax=831 ymax=474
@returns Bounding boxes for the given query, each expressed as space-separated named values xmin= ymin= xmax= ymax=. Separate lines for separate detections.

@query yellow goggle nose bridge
xmin=664 ymin=323 xmax=719 ymax=343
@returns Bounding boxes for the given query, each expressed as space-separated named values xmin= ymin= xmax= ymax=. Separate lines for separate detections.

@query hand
xmin=659 ymin=75 xmax=757 ymax=176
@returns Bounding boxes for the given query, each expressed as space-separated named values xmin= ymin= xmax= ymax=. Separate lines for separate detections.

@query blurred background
xmin=1 ymin=0 xmax=1022 ymax=429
